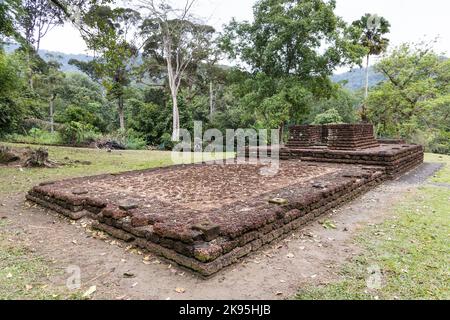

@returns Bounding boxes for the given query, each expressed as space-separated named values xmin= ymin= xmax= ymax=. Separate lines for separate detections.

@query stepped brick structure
xmin=327 ymin=124 xmax=379 ymax=150
xmin=286 ymin=124 xmax=379 ymax=150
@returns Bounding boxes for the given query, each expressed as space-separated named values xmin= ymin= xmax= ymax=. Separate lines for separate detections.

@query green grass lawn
xmin=296 ymin=153 xmax=450 ymax=300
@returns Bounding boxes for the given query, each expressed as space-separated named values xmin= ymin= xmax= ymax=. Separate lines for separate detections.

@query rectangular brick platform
xmin=26 ymin=161 xmax=387 ymax=276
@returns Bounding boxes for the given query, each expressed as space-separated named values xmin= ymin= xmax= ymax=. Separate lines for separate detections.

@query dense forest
xmin=1 ymin=0 xmax=449 ymax=153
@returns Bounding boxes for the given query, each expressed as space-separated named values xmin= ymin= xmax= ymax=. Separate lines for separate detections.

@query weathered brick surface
xmin=286 ymin=124 xmax=379 ymax=150
xmin=287 ymin=125 xmax=323 ymax=148
xmin=26 ymin=160 xmax=392 ymax=276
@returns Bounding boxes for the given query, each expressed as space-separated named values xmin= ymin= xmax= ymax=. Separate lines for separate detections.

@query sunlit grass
xmin=296 ymin=153 xmax=450 ymax=300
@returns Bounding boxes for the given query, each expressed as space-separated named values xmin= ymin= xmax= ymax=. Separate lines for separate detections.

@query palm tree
xmin=352 ymin=14 xmax=390 ymax=120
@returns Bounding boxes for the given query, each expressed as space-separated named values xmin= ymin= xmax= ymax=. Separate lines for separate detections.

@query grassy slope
xmin=297 ymin=153 xmax=450 ymax=300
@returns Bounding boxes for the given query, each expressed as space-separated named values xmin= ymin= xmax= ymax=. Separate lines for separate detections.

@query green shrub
xmin=160 ymin=132 xmax=175 ymax=150
xmin=97 ymin=129 xmax=147 ymax=150
xmin=427 ymin=130 xmax=450 ymax=155
xmin=124 ymin=130 xmax=147 ymax=150
xmin=312 ymin=108 xmax=344 ymax=125
xmin=56 ymin=105 xmax=106 ymax=131
xmin=59 ymin=121 xmax=100 ymax=146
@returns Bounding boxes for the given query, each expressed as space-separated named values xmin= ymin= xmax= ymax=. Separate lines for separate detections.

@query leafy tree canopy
xmin=221 ymin=0 xmax=366 ymax=78
xmin=367 ymin=42 xmax=450 ymax=153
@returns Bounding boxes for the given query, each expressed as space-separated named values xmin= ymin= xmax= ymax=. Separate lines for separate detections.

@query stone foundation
xmin=25 ymin=124 xmax=424 ymax=276
xmin=26 ymin=161 xmax=390 ymax=276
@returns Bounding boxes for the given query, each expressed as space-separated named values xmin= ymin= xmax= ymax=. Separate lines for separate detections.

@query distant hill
xmin=5 ymin=44 xmax=387 ymax=90
xmin=332 ymin=67 xmax=385 ymax=91
xmin=5 ymin=44 xmax=92 ymax=73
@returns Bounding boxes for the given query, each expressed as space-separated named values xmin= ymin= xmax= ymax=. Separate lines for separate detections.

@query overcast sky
xmin=40 ymin=0 xmax=450 ymax=63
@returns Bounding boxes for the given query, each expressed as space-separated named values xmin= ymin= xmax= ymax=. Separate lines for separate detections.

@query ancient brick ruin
xmin=280 ymin=124 xmax=423 ymax=178
xmin=26 ymin=124 xmax=424 ymax=276
xmin=286 ymin=124 xmax=380 ymax=150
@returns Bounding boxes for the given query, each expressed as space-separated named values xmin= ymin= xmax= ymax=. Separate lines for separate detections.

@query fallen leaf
xmin=175 ymin=287 xmax=185 ymax=293
xmin=82 ymin=285 xmax=97 ymax=298
xmin=320 ymin=220 xmax=337 ymax=230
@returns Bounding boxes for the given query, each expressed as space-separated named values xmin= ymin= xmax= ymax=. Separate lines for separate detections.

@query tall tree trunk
xmin=361 ymin=54 xmax=370 ymax=122
xmin=364 ymin=54 xmax=370 ymax=98
xmin=209 ymin=81 xmax=214 ymax=118
xmin=279 ymin=122 xmax=284 ymax=146
xmin=26 ymin=50 xmax=34 ymax=90
xmin=171 ymin=92 xmax=180 ymax=141
xmin=49 ymin=95 xmax=55 ymax=134
xmin=118 ymin=95 xmax=125 ymax=131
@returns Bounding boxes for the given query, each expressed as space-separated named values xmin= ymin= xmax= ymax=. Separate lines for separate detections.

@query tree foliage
xmin=351 ymin=13 xmax=390 ymax=117
xmin=0 ymin=50 xmax=26 ymax=134
xmin=219 ymin=0 xmax=365 ymax=136
xmin=140 ymin=0 xmax=216 ymax=140
xmin=78 ymin=5 xmax=141 ymax=130
xmin=367 ymin=43 xmax=450 ymax=153
xmin=221 ymin=0 xmax=365 ymax=78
